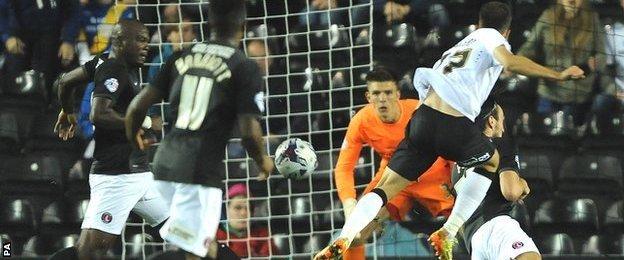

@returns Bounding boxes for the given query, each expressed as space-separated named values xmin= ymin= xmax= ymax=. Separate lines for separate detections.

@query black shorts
xmin=152 ymin=132 xmax=225 ymax=187
xmin=388 ymin=105 xmax=496 ymax=181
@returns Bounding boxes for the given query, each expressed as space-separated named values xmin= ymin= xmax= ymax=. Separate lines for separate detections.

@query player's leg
xmin=409 ymin=157 xmax=455 ymax=218
xmin=152 ymin=181 xmax=223 ymax=259
xmin=341 ymin=170 xmax=390 ymax=260
xmin=515 ymin=252 xmax=542 ymax=260
xmin=131 ymin=172 xmax=170 ymax=241
xmin=429 ymin=113 xmax=499 ymax=259
xmin=76 ymin=229 xmax=118 ymax=260
xmin=316 ymin=153 xmax=437 ymax=259
xmin=315 ymin=109 xmax=439 ymax=260
xmin=71 ymin=173 xmax=156 ymax=259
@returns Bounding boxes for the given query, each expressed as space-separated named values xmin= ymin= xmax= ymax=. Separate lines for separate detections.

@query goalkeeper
xmin=334 ymin=68 xmax=454 ymax=260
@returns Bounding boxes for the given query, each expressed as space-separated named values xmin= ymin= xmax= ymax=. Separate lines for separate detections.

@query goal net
xmin=119 ymin=0 xmax=375 ymax=259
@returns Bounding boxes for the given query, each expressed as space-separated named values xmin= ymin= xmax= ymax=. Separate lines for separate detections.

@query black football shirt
xmin=454 ymin=134 xmax=521 ymax=252
xmin=149 ymin=41 xmax=264 ymax=187
xmin=90 ymin=58 xmax=149 ymax=175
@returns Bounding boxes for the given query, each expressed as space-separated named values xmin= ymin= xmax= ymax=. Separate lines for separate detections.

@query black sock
xmin=48 ymin=246 xmax=78 ymax=260
xmin=370 ymin=188 xmax=388 ymax=206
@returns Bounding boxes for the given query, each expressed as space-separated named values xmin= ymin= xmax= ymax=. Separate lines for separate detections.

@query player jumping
xmin=315 ymin=2 xmax=584 ymax=259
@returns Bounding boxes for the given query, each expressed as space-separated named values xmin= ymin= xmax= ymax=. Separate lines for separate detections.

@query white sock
xmin=443 ymin=167 xmax=492 ymax=237
xmin=338 ymin=192 xmax=384 ymax=242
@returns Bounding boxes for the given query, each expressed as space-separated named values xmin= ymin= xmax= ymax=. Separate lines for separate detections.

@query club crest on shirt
xmin=512 ymin=241 xmax=524 ymax=249
xmin=101 ymin=212 xmax=113 ymax=224
xmin=105 ymin=78 xmax=119 ymax=92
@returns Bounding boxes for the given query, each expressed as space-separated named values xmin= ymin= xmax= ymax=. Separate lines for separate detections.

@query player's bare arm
xmin=499 ymin=170 xmax=530 ymax=202
xmin=125 ymin=86 xmax=164 ymax=150
xmin=493 ymin=46 xmax=585 ymax=81
xmin=90 ymin=97 xmax=125 ymax=129
xmin=54 ymin=68 xmax=89 ymax=140
xmin=238 ymin=114 xmax=274 ymax=180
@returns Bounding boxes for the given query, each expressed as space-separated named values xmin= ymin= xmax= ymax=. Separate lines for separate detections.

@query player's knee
xmin=515 ymin=251 xmax=541 ymax=260
xmin=376 ymin=167 xmax=410 ymax=199
xmin=77 ymin=230 xmax=116 ymax=258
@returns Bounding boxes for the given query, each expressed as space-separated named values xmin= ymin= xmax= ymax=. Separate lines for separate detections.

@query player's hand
xmin=54 ymin=110 xmax=78 ymax=141
xmin=342 ymin=198 xmax=357 ymax=219
xmin=520 ymin=178 xmax=530 ymax=200
xmin=257 ymin=155 xmax=274 ymax=181
xmin=134 ymin=129 xmax=156 ymax=151
xmin=5 ymin=36 xmax=24 ymax=54
xmin=58 ymin=42 xmax=75 ymax=67
xmin=559 ymin=66 xmax=585 ymax=81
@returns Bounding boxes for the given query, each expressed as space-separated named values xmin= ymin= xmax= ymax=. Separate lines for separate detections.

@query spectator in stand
xmin=0 ymin=0 xmax=81 ymax=101
xmin=147 ymin=15 xmax=197 ymax=80
xmin=518 ymin=0 xmax=612 ymax=133
xmin=217 ymin=183 xmax=277 ymax=258
xmin=599 ymin=0 xmax=624 ymax=132
xmin=298 ymin=0 xmax=344 ymax=28
xmin=371 ymin=0 xmax=449 ymax=28
xmin=75 ymin=0 xmax=136 ymax=64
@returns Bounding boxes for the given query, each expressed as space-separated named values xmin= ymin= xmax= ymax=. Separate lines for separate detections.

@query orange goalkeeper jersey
xmin=335 ymin=99 xmax=420 ymax=202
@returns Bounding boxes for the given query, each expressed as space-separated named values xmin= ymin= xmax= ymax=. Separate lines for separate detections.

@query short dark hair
xmin=365 ymin=67 xmax=397 ymax=83
xmin=208 ymin=0 xmax=246 ymax=38
xmin=476 ymin=98 xmax=499 ymax=131
xmin=479 ymin=1 xmax=512 ymax=32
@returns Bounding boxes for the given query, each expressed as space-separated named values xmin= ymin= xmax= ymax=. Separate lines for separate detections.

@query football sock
xmin=339 ymin=190 xmax=385 ymax=243
xmin=443 ymin=167 xmax=493 ymax=237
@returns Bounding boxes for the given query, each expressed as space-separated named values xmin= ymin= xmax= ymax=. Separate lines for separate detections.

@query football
xmin=274 ymin=138 xmax=318 ymax=179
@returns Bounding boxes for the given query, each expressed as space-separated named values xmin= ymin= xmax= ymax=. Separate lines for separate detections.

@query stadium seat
xmin=558 ymin=155 xmax=623 ymax=200
xmin=372 ymin=23 xmax=418 ymax=49
xmin=320 ymin=199 xmax=344 ymax=230
xmin=66 ymin=199 xmax=89 ymax=226
xmin=31 ymin=111 xmax=59 ymax=139
xmin=302 ymin=233 xmax=331 ymax=254
xmin=518 ymin=152 xmax=553 ymax=215
xmin=0 ymin=111 xmax=19 ymax=144
xmin=533 ymin=198 xmax=599 ymax=236
xmin=439 ymin=24 xmax=477 ymax=49
xmin=21 ymin=235 xmax=48 ymax=256
xmin=272 ymin=233 xmax=291 ymax=255
xmin=51 ymin=234 xmax=79 ymax=254
xmin=613 ymin=234 xmax=624 ymax=255
xmin=0 ymin=199 xmax=36 ymax=230
xmin=581 ymin=235 xmax=608 ymax=255
xmin=539 ymin=233 xmax=576 ymax=255
xmin=510 ymin=203 xmax=531 ymax=232
xmin=604 ymin=200 xmax=624 ymax=233
xmin=290 ymin=196 xmax=312 ymax=233
xmin=41 ymin=201 xmax=63 ymax=225
xmin=122 ymin=233 xmax=158 ymax=258
xmin=0 ymin=155 xmax=62 ymax=195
